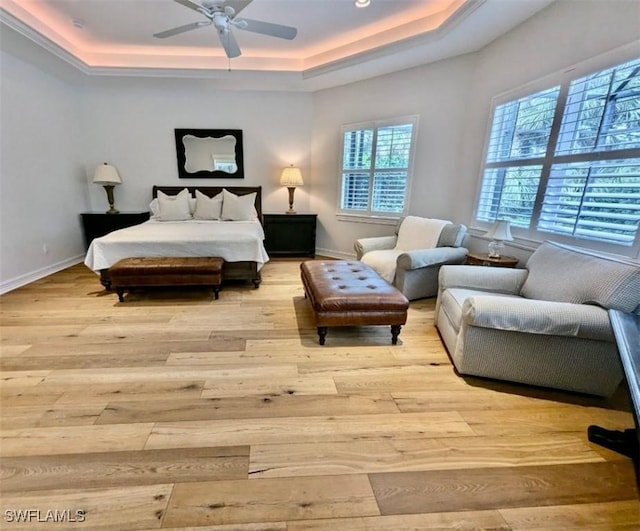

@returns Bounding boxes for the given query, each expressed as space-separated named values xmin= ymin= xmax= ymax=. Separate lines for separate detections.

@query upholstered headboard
xmin=152 ymin=185 xmax=262 ymax=220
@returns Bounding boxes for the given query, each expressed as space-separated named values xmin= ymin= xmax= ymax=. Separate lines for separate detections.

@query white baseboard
xmin=315 ymin=248 xmax=357 ymax=260
xmin=0 ymin=255 xmax=85 ymax=295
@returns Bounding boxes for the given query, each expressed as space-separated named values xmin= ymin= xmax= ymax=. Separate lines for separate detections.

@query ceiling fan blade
xmin=235 ymin=18 xmax=297 ymax=40
xmin=153 ymin=21 xmax=210 ymax=38
xmin=173 ymin=0 xmax=208 ymax=14
xmin=218 ymin=29 xmax=241 ymax=58
xmin=225 ymin=0 xmax=254 ymax=16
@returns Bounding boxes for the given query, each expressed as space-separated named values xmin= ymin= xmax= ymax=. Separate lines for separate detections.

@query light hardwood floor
xmin=1 ymin=259 xmax=638 ymax=530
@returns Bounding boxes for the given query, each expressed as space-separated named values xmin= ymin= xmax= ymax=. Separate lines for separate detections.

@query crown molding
xmin=1 ymin=0 xmax=554 ymax=92
xmin=0 ymin=7 xmax=91 ymax=74
xmin=1 ymin=0 xmax=481 ymax=83
xmin=303 ymin=0 xmax=484 ymax=80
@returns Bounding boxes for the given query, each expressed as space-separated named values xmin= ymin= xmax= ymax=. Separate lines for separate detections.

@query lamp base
xmin=285 ymin=186 xmax=296 ymax=214
xmin=103 ymin=185 xmax=119 ymax=215
xmin=488 ymin=240 xmax=504 ymax=258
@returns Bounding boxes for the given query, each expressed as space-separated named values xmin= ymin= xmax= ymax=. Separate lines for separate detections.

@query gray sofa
xmin=435 ymin=240 xmax=640 ymax=397
xmin=355 ymin=222 xmax=468 ymax=300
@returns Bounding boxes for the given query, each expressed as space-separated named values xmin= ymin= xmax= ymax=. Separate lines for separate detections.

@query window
xmin=339 ymin=116 xmax=418 ymax=219
xmin=476 ymin=57 xmax=640 ymax=255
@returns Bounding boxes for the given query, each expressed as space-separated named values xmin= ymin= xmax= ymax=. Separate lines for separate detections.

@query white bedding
xmin=84 ymin=219 xmax=269 ymax=271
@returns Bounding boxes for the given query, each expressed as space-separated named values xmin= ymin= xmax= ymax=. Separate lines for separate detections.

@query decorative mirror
xmin=175 ymin=129 xmax=244 ymax=179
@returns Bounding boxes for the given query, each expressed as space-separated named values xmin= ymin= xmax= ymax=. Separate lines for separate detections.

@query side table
xmin=81 ymin=211 xmax=150 ymax=250
xmin=465 ymin=252 xmax=519 ymax=268
xmin=263 ymin=213 xmax=317 ymax=257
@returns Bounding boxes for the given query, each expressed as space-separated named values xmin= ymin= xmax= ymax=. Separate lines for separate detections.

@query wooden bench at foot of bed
xmin=300 ymin=260 xmax=409 ymax=345
xmin=109 ymin=257 xmax=224 ymax=302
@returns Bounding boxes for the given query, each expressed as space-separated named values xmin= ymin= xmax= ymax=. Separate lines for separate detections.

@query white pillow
xmin=221 ymin=189 xmax=257 ymax=221
xmin=150 ymin=194 xmax=195 ymax=219
xmin=193 ymin=190 xmax=223 ymax=220
xmin=149 ymin=198 xmax=160 ymax=218
xmin=157 ymin=189 xmax=192 ymax=221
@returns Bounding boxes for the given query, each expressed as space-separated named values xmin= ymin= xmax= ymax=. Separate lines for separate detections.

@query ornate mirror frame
xmin=174 ymin=128 xmax=244 ymax=179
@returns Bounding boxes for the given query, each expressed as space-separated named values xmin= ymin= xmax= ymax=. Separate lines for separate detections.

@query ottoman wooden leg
xmin=213 ymin=286 xmax=220 ymax=300
xmin=100 ymin=270 xmax=112 ymax=291
xmin=116 ymin=288 xmax=125 ymax=303
xmin=391 ymin=325 xmax=402 ymax=345
xmin=317 ymin=326 xmax=327 ymax=345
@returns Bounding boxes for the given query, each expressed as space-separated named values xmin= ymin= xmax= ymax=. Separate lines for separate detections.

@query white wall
xmin=310 ymin=54 xmax=476 ymax=257
xmin=0 ymin=50 xmax=87 ymax=291
xmin=79 ymin=78 xmax=312 ymax=216
xmin=310 ymin=0 xmax=640 ymax=259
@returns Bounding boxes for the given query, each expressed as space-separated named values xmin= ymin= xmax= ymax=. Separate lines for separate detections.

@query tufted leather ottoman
xmin=109 ymin=257 xmax=224 ymax=302
xmin=300 ymin=260 xmax=409 ymax=345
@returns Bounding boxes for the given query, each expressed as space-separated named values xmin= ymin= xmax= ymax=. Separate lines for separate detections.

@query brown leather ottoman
xmin=109 ymin=257 xmax=224 ymax=302
xmin=300 ymin=260 xmax=409 ymax=345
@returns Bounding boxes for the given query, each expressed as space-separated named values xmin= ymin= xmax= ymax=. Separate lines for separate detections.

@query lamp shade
xmin=280 ymin=166 xmax=303 ymax=186
xmin=486 ymin=219 xmax=513 ymax=241
xmin=93 ymin=163 xmax=122 ymax=185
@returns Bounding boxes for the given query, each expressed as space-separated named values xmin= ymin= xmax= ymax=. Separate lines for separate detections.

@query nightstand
xmin=263 ymin=213 xmax=317 ymax=257
xmin=80 ymin=211 xmax=150 ymax=249
xmin=465 ymin=252 xmax=519 ymax=268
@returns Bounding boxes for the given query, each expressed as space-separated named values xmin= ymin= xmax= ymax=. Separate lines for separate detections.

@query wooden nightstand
xmin=80 ymin=211 xmax=150 ymax=249
xmin=465 ymin=252 xmax=519 ymax=268
xmin=263 ymin=213 xmax=317 ymax=257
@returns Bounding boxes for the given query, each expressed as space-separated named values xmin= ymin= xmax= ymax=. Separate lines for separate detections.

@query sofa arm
xmin=397 ymin=247 xmax=468 ymax=271
xmin=439 ymin=265 xmax=528 ymax=295
xmin=354 ymin=235 xmax=397 ymax=259
xmin=462 ymin=296 xmax=614 ymax=341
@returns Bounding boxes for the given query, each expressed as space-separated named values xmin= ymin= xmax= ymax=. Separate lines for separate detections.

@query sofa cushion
xmin=521 ymin=241 xmax=640 ymax=314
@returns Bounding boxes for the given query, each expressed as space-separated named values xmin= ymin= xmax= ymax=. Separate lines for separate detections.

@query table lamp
xmin=280 ymin=165 xmax=303 ymax=214
xmin=486 ymin=219 xmax=513 ymax=258
xmin=93 ymin=163 xmax=122 ymax=214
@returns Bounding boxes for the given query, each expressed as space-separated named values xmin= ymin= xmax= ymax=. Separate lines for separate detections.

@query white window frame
xmin=337 ymin=115 xmax=418 ymax=224
xmin=473 ymin=45 xmax=640 ymax=260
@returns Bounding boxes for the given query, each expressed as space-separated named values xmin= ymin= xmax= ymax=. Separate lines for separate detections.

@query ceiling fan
xmin=154 ymin=0 xmax=297 ymax=59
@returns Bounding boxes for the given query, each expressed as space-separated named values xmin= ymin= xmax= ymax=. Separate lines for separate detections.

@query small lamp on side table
xmin=280 ymin=165 xmax=303 ymax=214
xmin=485 ymin=219 xmax=513 ymax=258
xmin=93 ymin=163 xmax=122 ymax=214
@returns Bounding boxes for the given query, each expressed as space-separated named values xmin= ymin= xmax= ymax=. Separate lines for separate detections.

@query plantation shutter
xmin=538 ymin=159 xmax=640 ymax=245
xmin=340 ymin=119 xmax=416 ymax=215
xmin=539 ymin=58 xmax=640 ymax=246
xmin=475 ymin=56 xmax=640 ymax=253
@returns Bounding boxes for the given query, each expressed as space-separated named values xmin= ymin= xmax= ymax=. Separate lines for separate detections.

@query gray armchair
xmin=355 ymin=218 xmax=468 ymax=300
xmin=435 ymin=240 xmax=640 ymax=397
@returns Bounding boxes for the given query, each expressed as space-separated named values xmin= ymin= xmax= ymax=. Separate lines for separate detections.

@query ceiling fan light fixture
xmin=355 ymin=0 xmax=370 ymax=8
xmin=156 ymin=0 xmax=298 ymax=59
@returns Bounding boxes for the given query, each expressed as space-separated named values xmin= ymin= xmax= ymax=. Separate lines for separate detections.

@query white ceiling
xmin=0 ymin=0 xmax=555 ymax=90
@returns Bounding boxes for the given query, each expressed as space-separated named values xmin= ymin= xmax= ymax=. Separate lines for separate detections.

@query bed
xmin=84 ymin=186 xmax=268 ymax=289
